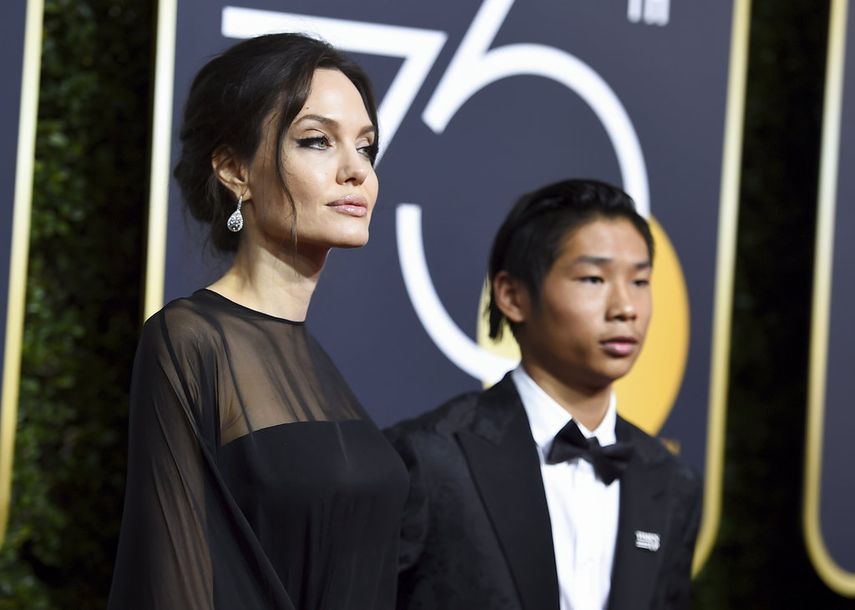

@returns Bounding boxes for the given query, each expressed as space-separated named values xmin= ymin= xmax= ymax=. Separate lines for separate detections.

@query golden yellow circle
xmin=475 ymin=217 xmax=689 ymax=435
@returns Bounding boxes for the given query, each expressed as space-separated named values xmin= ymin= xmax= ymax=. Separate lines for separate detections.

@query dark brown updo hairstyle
xmin=173 ymin=33 xmax=380 ymax=252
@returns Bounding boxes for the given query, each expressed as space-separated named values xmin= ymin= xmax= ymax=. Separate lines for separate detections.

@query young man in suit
xmin=385 ymin=179 xmax=702 ymax=610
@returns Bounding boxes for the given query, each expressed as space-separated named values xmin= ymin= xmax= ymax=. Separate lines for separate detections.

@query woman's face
xmin=246 ymin=68 xmax=379 ymax=253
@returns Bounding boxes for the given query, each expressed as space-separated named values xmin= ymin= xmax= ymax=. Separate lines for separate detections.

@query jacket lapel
xmin=608 ymin=417 xmax=671 ymax=610
xmin=456 ymin=374 xmax=560 ymax=610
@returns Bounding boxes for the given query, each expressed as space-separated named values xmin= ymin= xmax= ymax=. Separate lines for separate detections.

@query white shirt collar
xmin=511 ymin=366 xmax=617 ymax=454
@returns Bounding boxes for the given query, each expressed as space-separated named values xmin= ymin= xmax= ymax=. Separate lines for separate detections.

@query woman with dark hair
xmin=108 ymin=33 xmax=407 ymax=610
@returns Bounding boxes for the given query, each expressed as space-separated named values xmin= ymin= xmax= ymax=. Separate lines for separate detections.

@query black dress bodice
xmin=109 ymin=289 xmax=407 ymax=609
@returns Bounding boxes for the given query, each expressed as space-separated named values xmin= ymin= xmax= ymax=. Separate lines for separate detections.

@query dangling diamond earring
xmin=226 ymin=194 xmax=244 ymax=232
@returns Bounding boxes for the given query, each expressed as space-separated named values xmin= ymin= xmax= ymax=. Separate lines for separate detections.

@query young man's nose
xmin=607 ymin=286 xmax=637 ymax=321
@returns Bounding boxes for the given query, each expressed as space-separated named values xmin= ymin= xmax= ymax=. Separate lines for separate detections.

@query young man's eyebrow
xmin=571 ymin=256 xmax=652 ymax=269
xmin=572 ymin=255 xmax=611 ymax=266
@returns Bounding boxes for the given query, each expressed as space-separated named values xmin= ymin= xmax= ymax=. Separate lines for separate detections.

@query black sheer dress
xmin=108 ymin=289 xmax=408 ymax=609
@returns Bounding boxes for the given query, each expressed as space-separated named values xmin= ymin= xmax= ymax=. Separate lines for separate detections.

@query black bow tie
xmin=545 ymin=420 xmax=634 ymax=485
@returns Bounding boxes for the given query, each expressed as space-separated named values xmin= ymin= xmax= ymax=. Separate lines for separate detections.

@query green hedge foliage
xmin=691 ymin=2 xmax=855 ymax=608
xmin=0 ymin=0 xmax=150 ymax=607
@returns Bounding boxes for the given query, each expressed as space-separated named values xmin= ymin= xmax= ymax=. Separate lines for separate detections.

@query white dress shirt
xmin=512 ymin=366 xmax=620 ymax=610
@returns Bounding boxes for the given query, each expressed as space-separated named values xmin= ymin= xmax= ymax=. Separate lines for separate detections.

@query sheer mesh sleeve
xmin=109 ymin=290 xmax=405 ymax=609
xmin=108 ymin=306 xmax=294 ymax=610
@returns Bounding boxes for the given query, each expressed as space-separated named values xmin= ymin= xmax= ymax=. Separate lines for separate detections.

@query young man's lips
xmin=600 ymin=337 xmax=638 ymax=357
xmin=327 ymin=195 xmax=368 ymax=217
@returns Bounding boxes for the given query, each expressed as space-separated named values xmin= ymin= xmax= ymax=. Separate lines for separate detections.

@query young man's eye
xmin=296 ymin=135 xmax=331 ymax=150
xmin=579 ymin=276 xmax=604 ymax=284
xmin=633 ymin=278 xmax=651 ymax=287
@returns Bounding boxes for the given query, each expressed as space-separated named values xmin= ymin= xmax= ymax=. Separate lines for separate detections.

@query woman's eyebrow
xmin=294 ymin=113 xmax=335 ymax=127
xmin=294 ymin=114 xmax=375 ymax=137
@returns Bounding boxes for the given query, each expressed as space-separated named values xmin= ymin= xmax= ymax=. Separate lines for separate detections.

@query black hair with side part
xmin=173 ymin=33 xmax=379 ymax=252
xmin=487 ymin=178 xmax=654 ymax=339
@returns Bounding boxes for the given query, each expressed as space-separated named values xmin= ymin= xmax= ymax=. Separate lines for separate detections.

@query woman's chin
xmin=332 ymin=231 xmax=370 ymax=249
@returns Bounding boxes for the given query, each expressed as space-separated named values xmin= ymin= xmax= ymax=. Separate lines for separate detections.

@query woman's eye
xmin=634 ymin=278 xmax=651 ymax=287
xmin=296 ymin=135 xmax=331 ymax=150
xmin=358 ymin=142 xmax=378 ymax=164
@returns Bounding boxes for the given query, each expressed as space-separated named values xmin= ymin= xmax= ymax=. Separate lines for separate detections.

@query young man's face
xmin=516 ymin=217 xmax=653 ymax=392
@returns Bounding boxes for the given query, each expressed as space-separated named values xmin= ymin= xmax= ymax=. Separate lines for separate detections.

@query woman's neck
xmin=207 ymin=238 xmax=328 ymax=322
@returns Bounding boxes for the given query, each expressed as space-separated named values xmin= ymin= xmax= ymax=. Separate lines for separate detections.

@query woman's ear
xmin=212 ymin=147 xmax=251 ymax=201
xmin=493 ymin=271 xmax=530 ymax=325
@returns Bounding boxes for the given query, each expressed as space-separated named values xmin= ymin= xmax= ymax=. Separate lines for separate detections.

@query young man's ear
xmin=493 ymin=271 xmax=531 ymax=326
xmin=212 ymin=147 xmax=251 ymax=201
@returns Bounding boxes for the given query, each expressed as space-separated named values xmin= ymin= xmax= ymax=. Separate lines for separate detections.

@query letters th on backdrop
xmin=1 ymin=0 xmax=41 ymax=546
xmin=148 ymin=0 xmax=747 ymax=567
xmin=805 ymin=0 xmax=855 ymax=597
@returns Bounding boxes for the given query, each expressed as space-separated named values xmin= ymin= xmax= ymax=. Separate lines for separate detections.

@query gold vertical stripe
xmin=692 ymin=0 xmax=752 ymax=573
xmin=0 ymin=0 xmax=45 ymax=547
xmin=143 ymin=0 xmax=179 ymax=320
xmin=803 ymin=0 xmax=855 ymax=596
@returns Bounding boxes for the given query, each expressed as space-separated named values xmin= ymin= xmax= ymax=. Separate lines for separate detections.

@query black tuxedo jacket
xmin=385 ymin=374 xmax=701 ymax=610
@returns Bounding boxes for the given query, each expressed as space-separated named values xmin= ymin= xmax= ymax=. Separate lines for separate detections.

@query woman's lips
xmin=600 ymin=337 xmax=638 ymax=357
xmin=327 ymin=194 xmax=368 ymax=217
